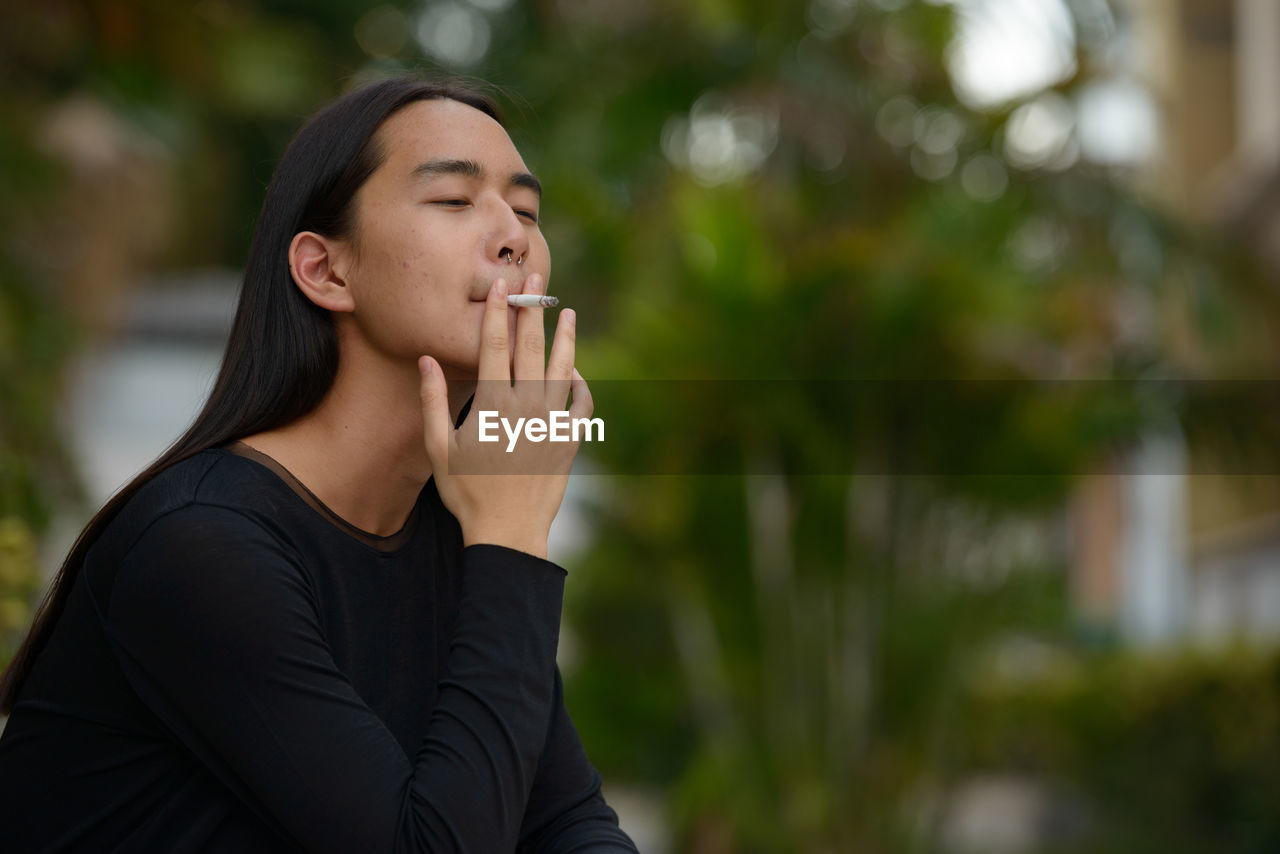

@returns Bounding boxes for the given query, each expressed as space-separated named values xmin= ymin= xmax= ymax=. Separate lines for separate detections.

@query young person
xmin=0 ymin=76 xmax=638 ymax=853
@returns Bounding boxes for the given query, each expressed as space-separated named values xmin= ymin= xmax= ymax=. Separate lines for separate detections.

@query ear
xmin=288 ymin=231 xmax=355 ymax=313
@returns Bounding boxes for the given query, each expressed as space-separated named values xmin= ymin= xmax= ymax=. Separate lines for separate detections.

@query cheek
xmin=531 ymin=234 xmax=552 ymax=280
xmin=350 ymin=228 xmax=415 ymax=289
xmin=408 ymin=231 xmax=464 ymax=285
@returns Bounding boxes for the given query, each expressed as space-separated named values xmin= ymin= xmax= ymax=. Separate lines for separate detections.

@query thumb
xmin=418 ymin=356 xmax=451 ymax=467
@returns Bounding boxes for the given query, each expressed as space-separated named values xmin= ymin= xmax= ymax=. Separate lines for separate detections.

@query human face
xmin=339 ymin=98 xmax=549 ymax=375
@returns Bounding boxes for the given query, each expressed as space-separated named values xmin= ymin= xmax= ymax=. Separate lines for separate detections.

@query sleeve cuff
xmin=463 ymin=543 xmax=568 ymax=578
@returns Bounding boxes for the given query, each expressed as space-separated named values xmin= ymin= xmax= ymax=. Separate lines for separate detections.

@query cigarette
xmin=507 ymin=294 xmax=560 ymax=308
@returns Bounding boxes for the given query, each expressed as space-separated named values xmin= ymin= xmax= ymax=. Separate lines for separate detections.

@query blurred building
xmin=1134 ymin=0 xmax=1280 ymax=275
xmin=1073 ymin=0 xmax=1280 ymax=648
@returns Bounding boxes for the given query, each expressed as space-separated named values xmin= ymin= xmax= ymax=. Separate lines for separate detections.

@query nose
xmin=488 ymin=199 xmax=530 ymax=269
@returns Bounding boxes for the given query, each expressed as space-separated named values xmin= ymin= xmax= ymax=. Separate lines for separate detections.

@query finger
xmin=545 ymin=308 xmax=575 ymax=409
xmin=418 ymin=356 xmax=453 ymax=468
xmin=478 ymin=278 xmax=511 ymax=385
xmin=568 ymin=367 xmax=593 ymax=422
xmin=513 ymin=273 xmax=547 ymax=386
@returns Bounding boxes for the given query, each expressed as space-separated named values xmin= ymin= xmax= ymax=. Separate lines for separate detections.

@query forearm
xmin=402 ymin=545 xmax=565 ymax=850
xmin=518 ymin=802 xmax=639 ymax=854
xmin=516 ymin=669 xmax=639 ymax=854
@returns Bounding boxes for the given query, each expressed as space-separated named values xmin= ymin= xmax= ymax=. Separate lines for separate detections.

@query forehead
xmin=373 ymin=98 xmax=527 ymax=174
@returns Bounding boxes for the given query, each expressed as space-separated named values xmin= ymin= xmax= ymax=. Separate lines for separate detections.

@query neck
xmin=238 ymin=336 xmax=475 ymax=537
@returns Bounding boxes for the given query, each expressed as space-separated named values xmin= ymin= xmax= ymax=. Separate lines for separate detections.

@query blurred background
xmin=3 ymin=0 xmax=1280 ymax=851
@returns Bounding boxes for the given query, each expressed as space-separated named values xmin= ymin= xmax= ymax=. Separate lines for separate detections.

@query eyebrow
xmin=411 ymin=158 xmax=542 ymax=199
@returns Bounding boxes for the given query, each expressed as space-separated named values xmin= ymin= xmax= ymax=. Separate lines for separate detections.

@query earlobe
xmin=288 ymin=231 xmax=355 ymax=313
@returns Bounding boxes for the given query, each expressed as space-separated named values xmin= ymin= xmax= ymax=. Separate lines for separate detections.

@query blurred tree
xmin=476 ymin=1 xmax=1280 ymax=851
xmin=0 ymin=0 xmax=390 ymax=659
xmin=962 ymin=647 xmax=1280 ymax=854
xmin=1 ymin=2 xmax=85 ymax=657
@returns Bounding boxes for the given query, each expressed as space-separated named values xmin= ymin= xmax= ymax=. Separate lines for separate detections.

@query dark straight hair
xmin=0 ymin=75 xmax=502 ymax=712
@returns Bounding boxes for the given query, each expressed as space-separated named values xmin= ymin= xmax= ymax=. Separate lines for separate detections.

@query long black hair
xmin=0 ymin=75 xmax=501 ymax=712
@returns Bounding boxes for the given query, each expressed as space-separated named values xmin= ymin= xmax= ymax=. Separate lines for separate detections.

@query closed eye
xmin=430 ymin=198 xmax=537 ymax=223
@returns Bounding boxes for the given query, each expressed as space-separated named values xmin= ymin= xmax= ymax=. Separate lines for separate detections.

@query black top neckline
xmin=222 ymin=441 xmax=420 ymax=554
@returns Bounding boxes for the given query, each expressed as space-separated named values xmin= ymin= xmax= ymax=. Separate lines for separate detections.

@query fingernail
xmin=494 ymin=278 xmax=508 ymax=297
xmin=418 ymin=356 xmax=431 ymax=375
xmin=563 ymin=308 xmax=576 ymax=326
xmin=528 ymin=274 xmax=542 ymax=292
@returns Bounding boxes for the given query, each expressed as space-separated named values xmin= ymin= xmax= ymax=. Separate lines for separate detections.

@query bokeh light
xmin=415 ymin=1 xmax=490 ymax=67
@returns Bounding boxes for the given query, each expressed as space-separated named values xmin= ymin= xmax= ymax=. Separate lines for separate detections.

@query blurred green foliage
xmin=964 ymin=647 xmax=1280 ymax=854
xmin=3 ymin=0 xmax=1280 ymax=851
xmin=1 ymin=5 xmax=82 ymax=629
xmin=0 ymin=517 xmax=42 ymax=664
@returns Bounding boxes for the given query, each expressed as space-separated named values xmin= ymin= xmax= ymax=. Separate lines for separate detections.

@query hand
xmin=417 ymin=274 xmax=592 ymax=560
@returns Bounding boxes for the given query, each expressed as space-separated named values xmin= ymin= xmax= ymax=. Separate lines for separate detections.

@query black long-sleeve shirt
xmin=0 ymin=444 xmax=637 ymax=853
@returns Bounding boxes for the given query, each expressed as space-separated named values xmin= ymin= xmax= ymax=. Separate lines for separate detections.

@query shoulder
xmin=89 ymin=454 xmax=320 ymax=640
xmin=84 ymin=450 xmax=309 ymax=603
xmin=96 ymin=449 xmax=294 ymax=559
